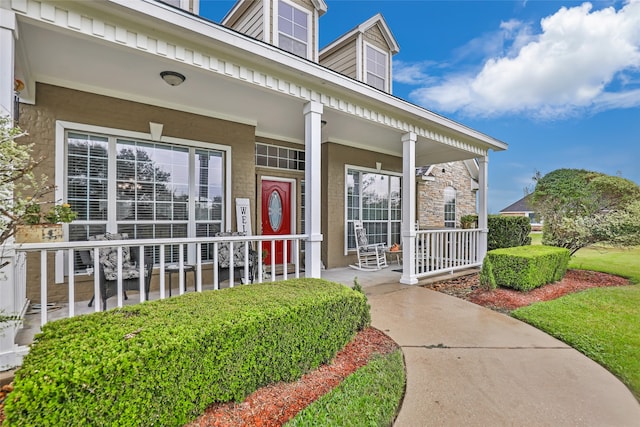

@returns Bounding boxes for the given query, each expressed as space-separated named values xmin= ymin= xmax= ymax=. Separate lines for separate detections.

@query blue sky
xmin=200 ymin=0 xmax=640 ymax=213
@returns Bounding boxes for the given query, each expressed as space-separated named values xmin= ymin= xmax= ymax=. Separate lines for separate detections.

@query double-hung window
xmin=366 ymin=45 xmax=388 ymax=91
xmin=278 ymin=0 xmax=309 ymax=58
xmin=346 ymin=168 xmax=401 ymax=251
xmin=66 ymin=128 xmax=228 ymax=266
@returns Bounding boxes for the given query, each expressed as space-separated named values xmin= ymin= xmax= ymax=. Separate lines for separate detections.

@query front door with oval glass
xmin=261 ymin=180 xmax=292 ymax=265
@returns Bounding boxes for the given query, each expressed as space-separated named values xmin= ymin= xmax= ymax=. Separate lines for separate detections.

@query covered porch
xmin=0 ymin=0 xmax=505 ymax=370
xmin=10 ymin=242 xmax=478 ymax=351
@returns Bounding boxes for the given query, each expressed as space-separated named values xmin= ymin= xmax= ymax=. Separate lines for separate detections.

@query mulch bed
xmin=0 ymin=327 xmax=398 ymax=426
xmin=3 ymin=269 xmax=626 ymax=425
xmin=186 ymin=327 xmax=398 ymax=426
xmin=423 ymin=269 xmax=631 ymax=314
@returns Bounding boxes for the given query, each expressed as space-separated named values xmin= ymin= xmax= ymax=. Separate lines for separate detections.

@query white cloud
xmin=392 ymin=60 xmax=436 ymax=85
xmin=409 ymin=1 xmax=640 ymax=119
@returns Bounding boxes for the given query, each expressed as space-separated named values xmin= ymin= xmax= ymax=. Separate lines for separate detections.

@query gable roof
xmin=319 ymin=13 xmax=400 ymax=57
xmin=500 ymin=194 xmax=535 ymax=213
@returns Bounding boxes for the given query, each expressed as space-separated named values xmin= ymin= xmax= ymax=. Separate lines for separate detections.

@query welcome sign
xmin=235 ymin=198 xmax=252 ymax=235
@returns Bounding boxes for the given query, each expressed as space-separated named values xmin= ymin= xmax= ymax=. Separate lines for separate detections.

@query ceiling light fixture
xmin=160 ymin=71 xmax=186 ymax=86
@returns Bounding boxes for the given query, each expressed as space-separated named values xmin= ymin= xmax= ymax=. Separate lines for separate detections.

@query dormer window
xmin=278 ymin=0 xmax=310 ymax=58
xmin=366 ymin=44 xmax=387 ymax=91
xmin=157 ymin=0 xmax=198 ymax=13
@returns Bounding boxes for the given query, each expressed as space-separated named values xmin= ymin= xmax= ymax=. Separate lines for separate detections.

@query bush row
xmin=4 ymin=279 xmax=370 ymax=427
xmin=487 ymin=216 xmax=532 ymax=250
xmin=480 ymin=245 xmax=570 ymax=291
xmin=465 ymin=215 xmax=532 ymax=250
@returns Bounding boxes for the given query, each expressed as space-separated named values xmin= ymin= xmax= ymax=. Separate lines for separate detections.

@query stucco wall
xmin=18 ymin=83 xmax=256 ymax=303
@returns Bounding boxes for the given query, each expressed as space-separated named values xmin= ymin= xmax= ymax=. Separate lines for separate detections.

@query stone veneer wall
xmin=417 ymin=161 xmax=477 ymax=229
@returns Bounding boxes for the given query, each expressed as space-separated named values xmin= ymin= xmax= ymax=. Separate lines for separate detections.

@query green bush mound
xmin=3 ymin=279 xmax=370 ymax=427
xmin=462 ymin=215 xmax=531 ymax=250
xmin=480 ymin=245 xmax=570 ymax=291
xmin=488 ymin=215 xmax=532 ymax=250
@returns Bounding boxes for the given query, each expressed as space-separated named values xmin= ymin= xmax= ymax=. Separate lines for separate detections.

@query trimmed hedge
xmin=462 ymin=215 xmax=531 ymax=250
xmin=488 ymin=215 xmax=532 ymax=250
xmin=480 ymin=245 xmax=570 ymax=291
xmin=3 ymin=279 xmax=370 ymax=426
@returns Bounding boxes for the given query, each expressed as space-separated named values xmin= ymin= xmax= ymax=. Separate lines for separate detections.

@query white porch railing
xmin=10 ymin=234 xmax=307 ymax=328
xmin=414 ymin=229 xmax=482 ymax=278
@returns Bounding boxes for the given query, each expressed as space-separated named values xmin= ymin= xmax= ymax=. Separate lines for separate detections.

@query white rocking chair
xmin=350 ymin=221 xmax=388 ymax=271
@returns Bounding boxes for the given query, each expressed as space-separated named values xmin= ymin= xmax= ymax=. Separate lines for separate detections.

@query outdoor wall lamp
xmin=160 ymin=71 xmax=186 ymax=86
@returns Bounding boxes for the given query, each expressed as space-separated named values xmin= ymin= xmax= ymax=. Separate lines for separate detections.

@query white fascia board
xmin=310 ymin=0 xmax=328 ymax=15
xmin=220 ymin=0 xmax=245 ymax=26
xmin=357 ymin=13 xmax=399 ymax=54
xmin=52 ymin=0 xmax=507 ymax=152
xmin=319 ymin=31 xmax=357 ymax=58
xmin=463 ymin=159 xmax=479 ymax=180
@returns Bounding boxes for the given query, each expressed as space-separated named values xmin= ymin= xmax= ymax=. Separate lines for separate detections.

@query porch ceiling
xmin=14 ymin=14 xmax=495 ymax=165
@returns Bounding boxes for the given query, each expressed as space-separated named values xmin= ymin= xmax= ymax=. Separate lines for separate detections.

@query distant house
xmin=500 ymin=194 xmax=542 ymax=231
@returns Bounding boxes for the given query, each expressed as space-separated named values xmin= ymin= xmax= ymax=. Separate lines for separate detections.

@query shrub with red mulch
xmin=186 ymin=327 xmax=398 ymax=427
xmin=423 ymin=269 xmax=631 ymax=314
xmin=0 ymin=327 xmax=398 ymax=427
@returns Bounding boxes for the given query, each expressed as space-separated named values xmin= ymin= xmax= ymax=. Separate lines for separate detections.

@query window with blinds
xmin=67 ymin=131 xmax=225 ymax=266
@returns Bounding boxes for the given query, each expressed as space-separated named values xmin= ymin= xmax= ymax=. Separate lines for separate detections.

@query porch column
xmin=478 ymin=155 xmax=489 ymax=261
xmin=0 ymin=9 xmax=16 ymax=118
xmin=303 ymin=101 xmax=323 ymax=278
xmin=400 ymin=132 xmax=418 ymax=285
xmin=0 ymin=9 xmax=24 ymax=372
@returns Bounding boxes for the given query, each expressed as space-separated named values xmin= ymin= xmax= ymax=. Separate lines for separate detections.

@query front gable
xmin=320 ymin=13 xmax=399 ymax=93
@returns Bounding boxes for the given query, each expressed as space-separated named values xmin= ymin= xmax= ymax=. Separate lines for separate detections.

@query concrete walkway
xmin=370 ymin=283 xmax=640 ymax=426
xmin=322 ymin=268 xmax=640 ymax=427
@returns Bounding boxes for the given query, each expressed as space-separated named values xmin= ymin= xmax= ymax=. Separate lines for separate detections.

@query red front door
xmin=261 ymin=180 xmax=292 ymax=265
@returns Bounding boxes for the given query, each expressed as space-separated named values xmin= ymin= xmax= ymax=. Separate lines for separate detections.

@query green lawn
xmin=287 ymin=350 xmax=405 ymax=426
xmin=529 ymin=232 xmax=543 ymax=245
xmin=513 ymin=241 xmax=640 ymax=399
xmin=513 ymin=286 xmax=640 ymax=399
xmin=570 ymin=245 xmax=640 ymax=284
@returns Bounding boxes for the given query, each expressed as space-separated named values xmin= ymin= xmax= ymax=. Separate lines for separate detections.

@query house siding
xmin=322 ymin=143 xmax=402 ymax=269
xmin=319 ymin=40 xmax=357 ymax=79
xmin=363 ymin=24 xmax=389 ymax=52
xmin=229 ymin=0 xmax=265 ymax=40
xmin=18 ymin=83 xmax=257 ymax=304
xmin=417 ymin=162 xmax=477 ymax=229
